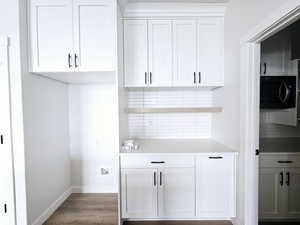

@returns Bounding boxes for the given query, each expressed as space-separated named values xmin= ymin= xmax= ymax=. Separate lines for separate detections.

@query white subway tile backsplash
xmin=128 ymin=89 xmax=213 ymax=139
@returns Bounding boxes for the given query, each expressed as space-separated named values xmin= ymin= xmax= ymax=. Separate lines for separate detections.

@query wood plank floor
xmin=43 ymin=193 xmax=118 ymax=225
xmin=43 ymin=193 xmax=232 ymax=225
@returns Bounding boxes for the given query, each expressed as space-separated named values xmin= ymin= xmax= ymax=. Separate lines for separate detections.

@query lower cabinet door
xmin=121 ymin=169 xmax=158 ymax=218
xmin=286 ymin=168 xmax=300 ymax=218
xmin=158 ymin=167 xmax=195 ymax=218
xmin=259 ymin=168 xmax=285 ymax=219
xmin=196 ymin=154 xmax=236 ymax=218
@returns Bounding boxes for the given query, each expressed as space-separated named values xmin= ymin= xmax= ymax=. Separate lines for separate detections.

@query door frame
xmin=241 ymin=1 xmax=300 ymax=225
xmin=0 ymin=37 xmax=16 ymax=225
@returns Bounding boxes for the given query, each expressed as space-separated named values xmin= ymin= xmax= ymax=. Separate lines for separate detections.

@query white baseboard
xmin=31 ymin=187 xmax=72 ymax=225
xmin=72 ymin=185 xmax=118 ymax=193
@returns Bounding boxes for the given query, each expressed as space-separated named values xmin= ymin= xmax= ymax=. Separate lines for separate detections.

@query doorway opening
xmin=258 ymin=19 xmax=300 ymax=225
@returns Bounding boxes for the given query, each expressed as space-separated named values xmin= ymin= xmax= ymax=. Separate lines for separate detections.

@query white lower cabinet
xmin=120 ymin=153 xmax=236 ymax=220
xmin=259 ymin=154 xmax=300 ymax=220
xmin=196 ymin=155 xmax=236 ymax=218
xmin=158 ymin=168 xmax=195 ymax=218
xmin=121 ymin=167 xmax=195 ymax=219
xmin=259 ymin=168 xmax=284 ymax=218
xmin=121 ymin=169 xmax=158 ymax=218
xmin=285 ymin=168 xmax=300 ymax=218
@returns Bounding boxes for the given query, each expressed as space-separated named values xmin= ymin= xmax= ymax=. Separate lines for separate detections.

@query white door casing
xmin=0 ymin=37 xmax=16 ymax=225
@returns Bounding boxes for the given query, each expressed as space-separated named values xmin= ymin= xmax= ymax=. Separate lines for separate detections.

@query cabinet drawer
xmin=120 ymin=155 xmax=195 ymax=168
xmin=260 ymin=154 xmax=300 ymax=168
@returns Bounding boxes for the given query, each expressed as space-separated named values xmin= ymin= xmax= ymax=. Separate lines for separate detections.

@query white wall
xmin=22 ymin=76 xmax=70 ymax=225
xmin=69 ymin=82 xmax=119 ymax=193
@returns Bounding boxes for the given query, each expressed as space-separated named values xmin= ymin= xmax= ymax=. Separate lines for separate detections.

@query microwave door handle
xmin=279 ymin=81 xmax=291 ymax=103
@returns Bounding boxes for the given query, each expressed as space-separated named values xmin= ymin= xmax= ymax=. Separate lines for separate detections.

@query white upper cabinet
xmin=148 ymin=20 xmax=173 ymax=87
xmin=73 ymin=0 xmax=116 ymax=71
xmin=197 ymin=18 xmax=224 ymax=86
xmin=30 ymin=0 xmax=116 ymax=73
xmin=30 ymin=0 xmax=74 ymax=72
xmin=124 ymin=20 xmax=148 ymax=87
xmin=173 ymin=20 xmax=197 ymax=87
xmin=124 ymin=18 xmax=224 ymax=88
xmin=124 ymin=20 xmax=173 ymax=87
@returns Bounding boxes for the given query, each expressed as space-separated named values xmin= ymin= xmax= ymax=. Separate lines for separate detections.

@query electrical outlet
xmin=100 ymin=168 xmax=109 ymax=175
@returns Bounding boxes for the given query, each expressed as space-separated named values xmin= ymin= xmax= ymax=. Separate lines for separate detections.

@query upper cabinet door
xmin=196 ymin=154 xmax=236 ymax=218
xmin=197 ymin=18 xmax=224 ymax=86
xmin=173 ymin=20 xmax=197 ymax=87
xmin=124 ymin=20 xmax=148 ymax=87
xmin=73 ymin=0 xmax=116 ymax=71
xmin=30 ymin=0 xmax=73 ymax=72
xmin=158 ymin=168 xmax=195 ymax=218
xmin=261 ymin=31 xmax=288 ymax=76
xmin=148 ymin=20 xmax=173 ymax=87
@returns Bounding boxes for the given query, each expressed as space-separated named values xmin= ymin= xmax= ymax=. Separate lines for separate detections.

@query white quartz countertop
xmin=120 ymin=139 xmax=238 ymax=154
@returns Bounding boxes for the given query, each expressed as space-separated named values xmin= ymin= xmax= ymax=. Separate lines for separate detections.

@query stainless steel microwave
xmin=260 ymin=76 xmax=296 ymax=109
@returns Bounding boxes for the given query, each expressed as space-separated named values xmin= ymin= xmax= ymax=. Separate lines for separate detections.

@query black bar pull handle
xmin=209 ymin=156 xmax=223 ymax=159
xmin=278 ymin=160 xmax=293 ymax=164
xmin=280 ymin=171 xmax=284 ymax=186
xmin=145 ymin=72 xmax=147 ymax=85
xmin=4 ymin=204 xmax=7 ymax=213
xmin=194 ymin=72 xmax=196 ymax=84
xmin=199 ymin=72 xmax=201 ymax=84
xmin=68 ymin=53 xmax=72 ymax=68
xmin=150 ymin=72 xmax=152 ymax=84
xmin=151 ymin=161 xmax=165 ymax=164
xmin=264 ymin=63 xmax=267 ymax=74
xmin=0 ymin=135 xmax=3 ymax=144
xmin=286 ymin=172 xmax=290 ymax=186
xmin=154 ymin=172 xmax=157 ymax=186
xmin=160 ymin=172 xmax=162 ymax=186
xmin=74 ymin=54 xmax=79 ymax=68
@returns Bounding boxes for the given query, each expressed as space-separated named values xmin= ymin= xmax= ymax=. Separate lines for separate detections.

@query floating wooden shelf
xmin=125 ymin=107 xmax=223 ymax=113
